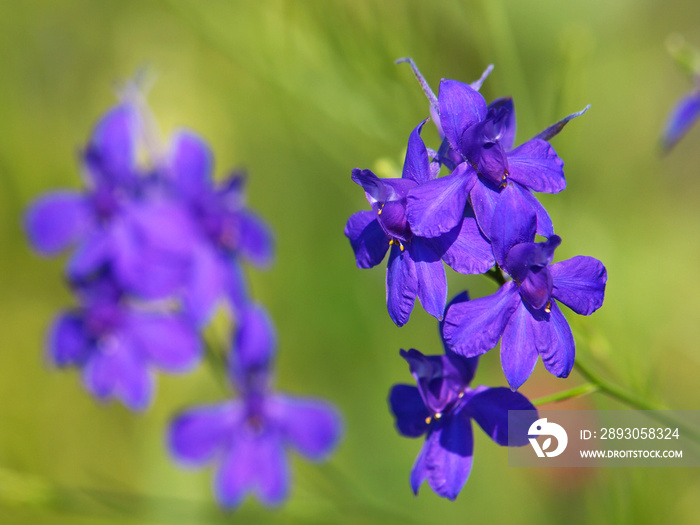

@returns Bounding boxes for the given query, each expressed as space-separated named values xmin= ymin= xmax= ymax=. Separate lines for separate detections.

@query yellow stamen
xmin=389 ymin=239 xmax=394 ymax=245
xmin=434 ymin=412 xmax=442 ymax=420
xmin=425 ymin=416 xmax=432 ymax=425
xmin=544 ymin=301 xmax=552 ymax=314
xmin=399 ymin=242 xmax=405 ymax=252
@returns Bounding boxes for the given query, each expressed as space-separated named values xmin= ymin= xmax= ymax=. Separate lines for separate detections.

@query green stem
xmin=485 ymin=266 xmax=507 ymax=286
xmin=574 ymin=359 xmax=700 ymax=443
xmin=202 ymin=337 xmax=230 ymax=394
xmin=533 ymin=382 xmax=598 ymax=406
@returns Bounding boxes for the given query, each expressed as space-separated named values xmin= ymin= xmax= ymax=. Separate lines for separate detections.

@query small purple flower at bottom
xmin=169 ymin=304 xmax=342 ymax=509
xmin=389 ymin=342 xmax=536 ymax=500
xmin=169 ymin=394 xmax=341 ymax=508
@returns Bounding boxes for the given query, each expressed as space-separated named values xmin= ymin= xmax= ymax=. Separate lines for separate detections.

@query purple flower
xmin=163 ymin=132 xmax=274 ymax=324
xmin=49 ymin=275 xmax=201 ymax=410
xmin=344 ymin=121 xmax=493 ymax=326
xmin=661 ymin=80 xmax=700 ymax=151
xmin=399 ymin=61 xmax=587 ymax=240
xmin=388 ymin=332 xmax=536 ymax=500
xmin=169 ymin=305 xmax=342 ymax=509
xmin=25 ymin=104 xmax=196 ymax=300
xmin=442 ymin=184 xmax=607 ymax=390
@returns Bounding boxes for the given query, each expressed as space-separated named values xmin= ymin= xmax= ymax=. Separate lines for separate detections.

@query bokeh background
xmin=2 ymin=0 xmax=700 ymax=523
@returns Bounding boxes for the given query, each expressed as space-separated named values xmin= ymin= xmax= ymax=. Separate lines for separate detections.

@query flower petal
xmin=231 ymin=303 xmax=276 ymax=379
xmin=442 ymin=281 xmax=520 ymax=357
xmin=429 ymin=208 xmax=494 ymax=275
xmin=183 ymin=245 xmax=227 ymax=327
xmin=82 ymin=340 xmax=153 ymax=411
xmin=67 ymin=229 xmax=112 ymax=281
xmin=410 ymin=238 xmax=447 ymax=321
xmin=253 ymin=432 xmax=290 ymax=506
xmin=661 ymin=89 xmax=700 ymax=151
xmin=468 ymin=177 xmax=501 ymax=239
xmin=534 ymin=105 xmax=589 ymax=141
xmin=351 ymin=169 xmax=386 ymax=209
xmin=519 ymin=266 xmax=554 ymax=310
xmin=215 ymin=430 xmax=258 ymax=509
xmin=465 ymin=386 xmax=537 ymax=445
xmin=406 ymin=163 xmax=476 ymax=238
xmin=438 ymin=79 xmax=487 ymax=153
xmin=83 ymin=105 xmax=138 ymax=188
xmin=460 ymin=122 xmax=509 ymax=184
xmin=500 ymin=301 xmax=542 ymax=390
xmin=538 ymin=301 xmax=575 ymax=379
xmin=413 ymin=413 xmax=474 ymax=500
xmin=169 ymin=131 xmax=213 ymax=199
xmin=389 ymin=384 xmax=430 ymax=438
xmin=386 ymin=245 xmax=418 ymax=327
xmin=237 ymin=210 xmax=274 ymax=267
xmin=124 ymin=311 xmax=201 ymax=372
xmin=551 ymin=256 xmax=607 ymax=315
xmin=25 ymin=192 xmax=91 ymax=255
xmin=111 ymin=202 xmax=195 ymax=299
xmin=169 ymin=402 xmax=241 ymax=466
xmin=344 ymin=211 xmax=389 ymax=269
xmin=402 ymin=120 xmax=432 ymax=184
xmin=48 ymin=311 xmax=90 ymax=366
xmin=506 ymin=139 xmax=565 ymax=194
xmin=517 ymin=185 xmax=554 ymax=238
xmin=270 ymin=395 xmax=343 ymax=460
xmin=487 ymin=97 xmax=517 ymax=152
xmin=490 ymin=183 xmax=537 ymax=268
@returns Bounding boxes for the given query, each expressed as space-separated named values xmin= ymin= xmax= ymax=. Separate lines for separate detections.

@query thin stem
xmin=574 ymin=359 xmax=700 ymax=443
xmin=484 ymin=266 xmax=507 ymax=286
xmin=532 ymin=382 xmax=598 ymax=406
xmin=202 ymin=336 xmax=231 ymax=394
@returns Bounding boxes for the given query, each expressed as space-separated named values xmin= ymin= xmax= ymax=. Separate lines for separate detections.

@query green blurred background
xmin=2 ymin=0 xmax=700 ymax=523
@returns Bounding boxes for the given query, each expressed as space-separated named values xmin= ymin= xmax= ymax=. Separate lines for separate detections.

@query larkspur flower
xmin=388 ymin=316 xmax=536 ymax=500
xmin=25 ymin=103 xmax=195 ymax=299
xmin=161 ymin=131 xmax=274 ymax=324
xmin=169 ymin=304 xmax=342 ymax=508
xmin=398 ymin=60 xmax=587 ymax=240
xmin=661 ymin=78 xmax=700 ymax=151
xmin=442 ymin=184 xmax=607 ymax=390
xmin=345 ymin=121 xmax=493 ymax=326
xmin=49 ymin=274 xmax=201 ymax=410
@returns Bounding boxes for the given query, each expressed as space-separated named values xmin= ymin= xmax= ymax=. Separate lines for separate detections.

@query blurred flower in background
xmin=169 ymin=304 xmax=342 ymax=508
xmin=21 ymin=75 xmax=342 ymax=510
xmin=661 ymin=35 xmax=700 ymax=151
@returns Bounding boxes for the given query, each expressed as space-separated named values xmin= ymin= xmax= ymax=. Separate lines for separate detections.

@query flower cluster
xmin=169 ymin=304 xmax=342 ymax=508
xmin=345 ymin=59 xmax=607 ymax=498
xmin=25 ymin=85 xmax=341 ymax=508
